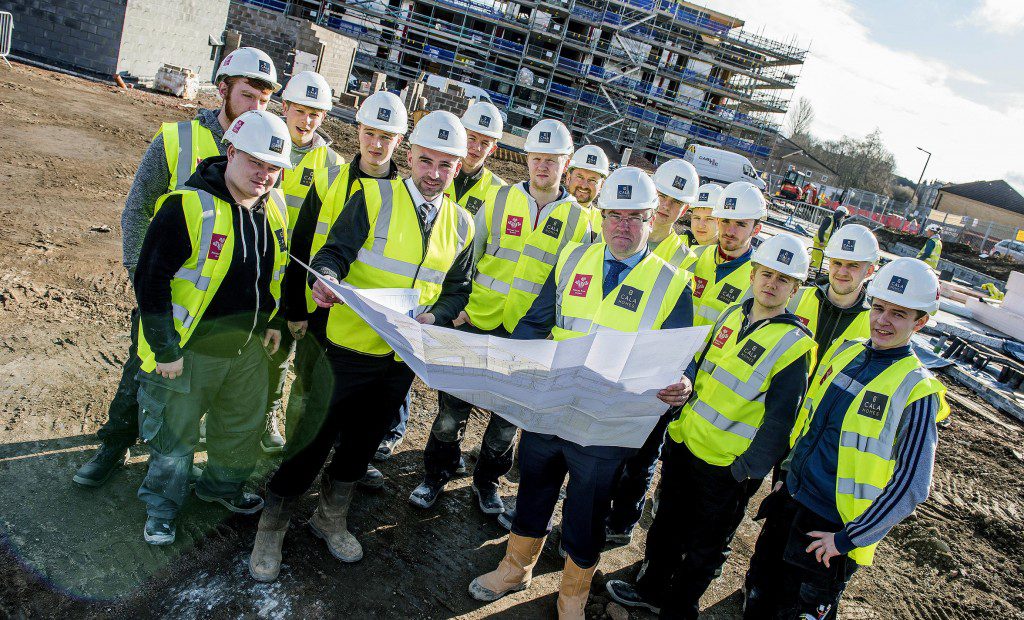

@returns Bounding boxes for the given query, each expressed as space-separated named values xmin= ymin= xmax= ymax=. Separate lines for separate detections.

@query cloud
xmin=962 ymin=0 xmax=1024 ymax=35
xmin=705 ymin=0 xmax=1024 ymax=189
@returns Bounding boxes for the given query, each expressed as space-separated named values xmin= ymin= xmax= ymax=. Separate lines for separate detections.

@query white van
xmin=683 ymin=144 xmax=766 ymax=190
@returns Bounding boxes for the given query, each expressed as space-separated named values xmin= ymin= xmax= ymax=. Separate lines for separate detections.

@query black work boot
xmin=73 ymin=444 xmax=130 ymax=487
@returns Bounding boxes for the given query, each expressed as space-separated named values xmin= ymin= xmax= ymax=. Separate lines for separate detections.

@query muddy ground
xmin=1 ymin=62 xmax=1022 ymax=619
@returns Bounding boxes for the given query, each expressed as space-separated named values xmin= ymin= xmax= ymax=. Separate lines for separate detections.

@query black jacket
xmin=807 ymin=282 xmax=870 ymax=372
xmin=134 ymin=157 xmax=282 ymax=362
xmin=309 ymin=180 xmax=475 ymax=337
xmin=285 ymin=153 xmax=400 ymax=325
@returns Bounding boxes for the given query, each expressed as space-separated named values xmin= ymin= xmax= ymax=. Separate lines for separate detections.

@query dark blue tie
xmin=604 ymin=259 xmax=628 ymax=297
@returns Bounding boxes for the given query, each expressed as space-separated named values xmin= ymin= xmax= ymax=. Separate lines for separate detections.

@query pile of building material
xmin=966 ymin=272 xmax=1024 ymax=341
xmin=153 ymin=64 xmax=199 ymax=100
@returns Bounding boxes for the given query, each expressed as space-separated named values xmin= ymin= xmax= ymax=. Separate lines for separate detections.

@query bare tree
xmin=785 ymin=97 xmax=815 ymax=140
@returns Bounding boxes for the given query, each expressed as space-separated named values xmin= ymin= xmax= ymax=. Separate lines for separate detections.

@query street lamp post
xmin=914 ymin=146 xmax=932 ymax=207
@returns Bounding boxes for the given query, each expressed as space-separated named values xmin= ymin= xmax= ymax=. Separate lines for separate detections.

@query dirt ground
xmin=872 ymin=228 xmax=1018 ymax=282
xmin=1 ymin=62 xmax=1023 ymax=619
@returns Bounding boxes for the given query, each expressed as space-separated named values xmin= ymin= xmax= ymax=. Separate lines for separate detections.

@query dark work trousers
xmin=635 ymin=440 xmax=761 ymax=619
xmin=422 ymin=322 xmax=518 ymax=491
xmin=743 ymin=486 xmax=858 ymax=620
xmin=264 ymin=326 xmax=296 ymax=418
xmin=96 ymin=307 xmax=142 ymax=450
xmin=606 ymin=410 xmax=672 ymax=534
xmin=512 ymin=431 xmax=633 ymax=569
xmin=283 ymin=328 xmax=327 ymax=442
xmin=267 ymin=344 xmax=415 ymax=497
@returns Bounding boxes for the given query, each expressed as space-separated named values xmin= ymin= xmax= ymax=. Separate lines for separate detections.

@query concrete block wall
xmin=117 ymin=0 xmax=230 ymax=84
xmin=422 ymin=85 xmax=470 ymax=116
xmin=0 ymin=0 xmax=129 ymax=76
xmin=307 ymin=23 xmax=357 ymax=99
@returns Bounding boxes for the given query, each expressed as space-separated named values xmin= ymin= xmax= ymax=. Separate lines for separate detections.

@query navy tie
xmin=604 ymin=259 xmax=628 ymax=297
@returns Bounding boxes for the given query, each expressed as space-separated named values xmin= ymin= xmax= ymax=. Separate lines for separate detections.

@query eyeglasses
xmin=603 ymin=212 xmax=653 ymax=225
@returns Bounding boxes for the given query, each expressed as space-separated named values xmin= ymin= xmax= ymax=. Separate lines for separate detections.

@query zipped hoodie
xmin=134 ymin=157 xmax=281 ymax=363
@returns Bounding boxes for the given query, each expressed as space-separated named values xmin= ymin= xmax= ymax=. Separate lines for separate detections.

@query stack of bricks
xmin=422 ymin=84 xmax=470 ymax=116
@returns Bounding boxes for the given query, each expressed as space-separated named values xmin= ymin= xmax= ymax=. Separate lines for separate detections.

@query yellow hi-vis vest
xmin=584 ymin=204 xmax=603 ymax=242
xmin=495 ymin=187 xmax=592 ymax=332
xmin=689 ymin=244 xmax=754 ymax=327
xmin=786 ymin=285 xmax=870 ymax=371
xmin=136 ymin=188 xmax=290 ymax=372
xmin=668 ymin=303 xmax=816 ymax=465
xmin=550 ymin=243 xmax=690 ymax=340
xmin=325 ymin=179 xmax=474 ymax=355
xmin=792 ymin=338 xmax=949 ymax=565
xmin=651 ymin=231 xmax=698 ymax=273
xmin=305 ymin=163 xmax=359 ymax=312
xmin=917 ymin=236 xmax=943 ymax=269
xmin=158 ymin=120 xmax=222 ymax=192
xmin=280 ymin=145 xmax=342 ymax=237
xmin=444 ymin=166 xmax=505 ymax=214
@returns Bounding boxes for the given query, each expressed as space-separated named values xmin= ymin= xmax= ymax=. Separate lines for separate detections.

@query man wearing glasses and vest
xmin=607 ymin=233 xmax=817 ymax=618
xmin=282 ymin=91 xmax=407 ymax=487
xmin=742 ymin=258 xmax=948 ymax=619
xmin=689 ymin=182 xmax=766 ymax=327
xmin=469 ymin=168 xmax=695 ymax=619
xmin=249 ymin=111 xmax=475 ymax=582
xmin=408 ymin=119 xmax=591 ymax=515
xmin=133 ymin=110 xmax=293 ymax=545
xmin=75 ymin=47 xmax=279 ymax=488
xmin=257 ymin=70 xmax=342 ymax=453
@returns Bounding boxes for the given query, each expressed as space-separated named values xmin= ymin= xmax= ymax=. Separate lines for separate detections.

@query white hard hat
xmin=653 ymin=159 xmax=700 ymax=203
xmin=598 ymin=167 xmax=658 ymax=211
xmin=835 ymin=205 xmax=850 ymax=216
xmin=282 ymin=71 xmax=333 ymax=110
xmin=461 ymin=100 xmax=504 ymax=139
xmin=355 ymin=90 xmax=409 ymax=135
xmin=524 ymin=119 xmax=573 ymax=155
xmin=409 ymin=110 xmax=468 ymax=157
xmin=712 ymin=181 xmax=767 ymax=219
xmin=216 ymin=47 xmax=281 ymax=91
xmin=926 ymin=223 xmax=941 ymax=233
xmin=569 ymin=145 xmax=610 ymax=177
xmin=692 ymin=183 xmax=723 ymax=210
xmin=223 ymin=110 xmax=293 ymax=169
xmin=825 ymin=224 xmax=879 ymax=262
xmin=867 ymin=257 xmax=940 ymax=314
xmin=751 ymin=233 xmax=810 ymax=280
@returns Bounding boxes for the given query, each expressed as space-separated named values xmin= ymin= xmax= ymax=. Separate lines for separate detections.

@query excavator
xmin=777 ymin=168 xmax=807 ymax=201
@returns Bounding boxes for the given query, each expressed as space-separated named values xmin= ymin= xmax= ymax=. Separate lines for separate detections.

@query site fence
xmin=925 ymin=212 xmax=1022 ymax=254
xmin=1 ymin=11 xmax=13 ymax=68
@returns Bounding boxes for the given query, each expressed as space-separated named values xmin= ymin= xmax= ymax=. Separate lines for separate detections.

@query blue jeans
xmin=382 ymin=391 xmax=410 ymax=443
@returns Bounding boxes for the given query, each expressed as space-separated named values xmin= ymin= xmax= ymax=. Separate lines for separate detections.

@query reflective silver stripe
xmin=273 ymin=265 xmax=286 ymax=281
xmin=268 ymin=189 xmax=288 ymax=226
xmin=697 ymin=303 xmax=723 ymax=322
xmin=489 ymin=186 xmax=513 ymax=249
xmin=484 ymin=242 xmax=521 ymax=261
xmin=416 ymin=265 xmax=448 ymax=285
xmin=511 ymin=277 xmax=544 ymax=296
xmin=833 ymin=371 xmax=867 ymax=397
xmin=285 ymin=193 xmax=305 ymax=208
xmin=370 ymin=179 xmax=394 ymax=254
xmin=837 ymin=477 xmax=883 ymax=501
xmin=562 ymin=316 xmax=593 ymax=332
xmin=326 ymin=149 xmax=340 ymax=166
xmin=554 ymin=244 xmax=593 ymax=329
xmin=456 ymin=208 xmax=472 ymax=253
xmin=786 ymin=286 xmax=812 ymax=314
xmin=669 ymin=244 xmax=692 ymax=268
xmin=355 ymin=247 xmax=420 ymax=278
xmin=637 ymin=260 xmax=678 ymax=330
xmin=315 ymin=221 xmax=330 ymax=236
xmin=838 ymin=368 xmax=930 ymax=462
xmin=173 ymin=191 xmax=218 ymax=290
xmin=475 ymin=272 xmax=511 ymax=294
xmin=523 ymin=244 xmax=557 ymax=264
xmin=172 ymin=303 xmax=195 ymax=328
xmin=692 ymin=400 xmax=759 ymax=440
xmin=558 ymin=202 xmax=584 ymax=254
xmin=702 ymin=327 xmax=811 ymax=400
xmin=175 ymin=121 xmax=193 ymax=189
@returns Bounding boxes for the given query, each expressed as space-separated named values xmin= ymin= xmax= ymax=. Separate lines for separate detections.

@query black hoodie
xmin=134 ymin=157 xmax=282 ymax=363
xmin=806 ymin=282 xmax=870 ymax=371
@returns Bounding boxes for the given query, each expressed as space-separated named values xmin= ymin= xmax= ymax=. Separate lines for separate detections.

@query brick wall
xmin=0 ymin=0 xmax=129 ymax=76
xmin=225 ymin=2 xmax=357 ymax=99
xmin=422 ymin=84 xmax=470 ymax=116
xmin=117 ymin=0 xmax=230 ymax=83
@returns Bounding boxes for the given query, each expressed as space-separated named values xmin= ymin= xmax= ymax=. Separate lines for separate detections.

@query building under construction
xmin=247 ymin=0 xmax=806 ymax=163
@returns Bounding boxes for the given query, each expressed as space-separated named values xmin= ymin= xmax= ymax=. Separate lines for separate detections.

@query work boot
xmin=374 ymin=435 xmax=403 ymax=462
xmin=195 ymin=490 xmax=264 ymax=514
xmin=249 ymin=492 xmax=296 ymax=582
xmin=604 ymin=524 xmax=634 ymax=546
xmin=260 ymin=413 xmax=285 ymax=454
xmin=408 ymin=478 xmax=446 ymax=509
xmin=308 ymin=477 xmax=363 ymax=563
xmin=605 ymin=580 xmax=661 ymax=614
xmin=358 ymin=464 xmax=384 ymax=490
xmin=557 ymin=555 xmax=597 ymax=619
xmin=73 ymin=444 xmax=129 ymax=487
xmin=143 ymin=516 xmax=175 ymax=546
xmin=471 ymin=482 xmax=506 ymax=515
xmin=497 ymin=507 xmax=516 ymax=531
xmin=468 ymin=533 xmax=546 ymax=601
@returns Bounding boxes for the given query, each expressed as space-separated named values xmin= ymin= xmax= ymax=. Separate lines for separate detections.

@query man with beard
xmin=74 ymin=47 xmax=279 ymax=488
xmin=565 ymin=144 xmax=609 ymax=237
xmin=606 ymin=233 xmax=816 ymax=618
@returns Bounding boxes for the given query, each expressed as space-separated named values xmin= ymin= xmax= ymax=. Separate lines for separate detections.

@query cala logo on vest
xmin=569 ymin=274 xmax=592 ymax=297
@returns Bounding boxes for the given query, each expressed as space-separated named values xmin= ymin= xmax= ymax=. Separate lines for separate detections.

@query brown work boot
xmin=249 ymin=492 xmax=296 ymax=582
xmin=556 ymin=555 xmax=597 ymax=619
xmin=308 ymin=477 xmax=363 ymax=563
xmin=468 ymin=533 xmax=546 ymax=602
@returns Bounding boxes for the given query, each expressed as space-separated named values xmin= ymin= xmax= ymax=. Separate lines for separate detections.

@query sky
xmin=702 ymin=0 xmax=1024 ymax=193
